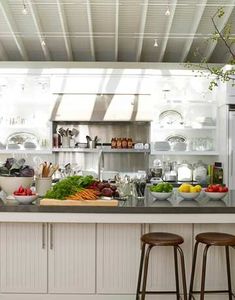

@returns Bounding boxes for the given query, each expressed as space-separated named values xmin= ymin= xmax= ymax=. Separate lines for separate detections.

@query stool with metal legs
xmin=189 ymin=232 xmax=235 ymax=300
xmin=136 ymin=232 xmax=187 ymax=300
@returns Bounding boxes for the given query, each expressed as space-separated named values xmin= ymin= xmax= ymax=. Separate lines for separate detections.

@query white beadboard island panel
xmin=97 ymin=223 xmax=141 ymax=294
xmin=48 ymin=223 xmax=96 ymax=294
xmin=0 ymin=222 xmax=47 ymax=293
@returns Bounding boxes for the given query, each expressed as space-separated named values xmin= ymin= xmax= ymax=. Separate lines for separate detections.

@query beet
xmin=110 ymin=185 xmax=117 ymax=191
xmin=101 ymin=187 xmax=113 ymax=197
xmin=97 ymin=182 xmax=106 ymax=191
xmin=103 ymin=183 xmax=111 ymax=188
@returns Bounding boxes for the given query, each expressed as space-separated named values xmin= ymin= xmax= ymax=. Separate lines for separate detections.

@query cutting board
xmin=40 ymin=198 xmax=119 ymax=206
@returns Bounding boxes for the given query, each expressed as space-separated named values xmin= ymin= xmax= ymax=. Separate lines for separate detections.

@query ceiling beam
xmin=158 ymin=0 xmax=178 ymax=62
xmin=0 ymin=43 xmax=8 ymax=61
xmin=203 ymin=0 xmax=235 ymax=62
xmin=86 ymin=0 xmax=95 ymax=61
xmin=56 ymin=0 xmax=73 ymax=61
xmin=114 ymin=0 xmax=119 ymax=61
xmin=26 ymin=0 xmax=51 ymax=61
xmin=136 ymin=0 xmax=149 ymax=62
xmin=180 ymin=0 xmax=207 ymax=62
xmin=0 ymin=0 xmax=28 ymax=60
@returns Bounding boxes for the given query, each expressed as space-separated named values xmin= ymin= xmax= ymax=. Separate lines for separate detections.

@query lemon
xmin=179 ymin=183 xmax=190 ymax=193
xmin=190 ymin=186 xmax=198 ymax=193
xmin=195 ymin=185 xmax=202 ymax=192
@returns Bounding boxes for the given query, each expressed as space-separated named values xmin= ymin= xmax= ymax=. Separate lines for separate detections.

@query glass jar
xmin=193 ymin=160 xmax=207 ymax=184
xmin=177 ymin=161 xmax=193 ymax=182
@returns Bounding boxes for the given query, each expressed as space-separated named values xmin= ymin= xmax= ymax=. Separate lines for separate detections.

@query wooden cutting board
xmin=40 ymin=198 xmax=119 ymax=206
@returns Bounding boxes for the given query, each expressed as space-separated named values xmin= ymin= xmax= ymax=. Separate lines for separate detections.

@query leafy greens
xmin=44 ymin=175 xmax=95 ymax=200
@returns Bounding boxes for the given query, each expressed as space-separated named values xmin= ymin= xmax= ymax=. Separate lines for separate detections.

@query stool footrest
xmin=190 ymin=290 xmax=234 ymax=294
xmin=139 ymin=290 xmax=180 ymax=294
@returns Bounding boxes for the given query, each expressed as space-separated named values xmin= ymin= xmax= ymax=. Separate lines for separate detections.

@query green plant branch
xmin=185 ymin=7 xmax=235 ymax=90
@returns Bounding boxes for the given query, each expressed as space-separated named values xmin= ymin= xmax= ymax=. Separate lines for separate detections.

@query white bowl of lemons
xmin=178 ymin=183 xmax=202 ymax=200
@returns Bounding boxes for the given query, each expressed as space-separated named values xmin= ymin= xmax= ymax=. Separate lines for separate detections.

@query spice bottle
xmin=121 ymin=138 xmax=128 ymax=148
xmin=127 ymin=138 xmax=133 ymax=148
xmin=111 ymin=138 xmax=117 ymax=149
xmin=116 ymin=138 xmax=122 ymax=149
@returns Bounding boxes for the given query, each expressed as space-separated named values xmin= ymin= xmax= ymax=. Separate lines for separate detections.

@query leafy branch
xmin=186 ymin=7 xmax=235 ymax=90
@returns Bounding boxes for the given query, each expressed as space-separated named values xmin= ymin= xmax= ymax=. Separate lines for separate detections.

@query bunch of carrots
xmin=65 ymin=188 xmax=100 ymax=200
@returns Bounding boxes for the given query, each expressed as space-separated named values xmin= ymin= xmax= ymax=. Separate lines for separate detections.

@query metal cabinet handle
xmin=42 ymin=223 xmax=46 ymax=249
xmin=50 ymin=224 xmax=53 ymax=250
xmin=231 ymin=150 xmax=234 ymax=177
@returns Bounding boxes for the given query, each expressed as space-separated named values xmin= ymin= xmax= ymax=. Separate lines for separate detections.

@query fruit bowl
xmin=13 ymin=193 xmax=38 ymax=204
xmin=151 ymin=191 xmax=172 ymax=200
xmin=178 ymin=192 xmax=200 ymax=200
xmin=204 ymin=192 xmax=228 ymax=200
xmin=0 ymin=176 xmax=33 ymax=195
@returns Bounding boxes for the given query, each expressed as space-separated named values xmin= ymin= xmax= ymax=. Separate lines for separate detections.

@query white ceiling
xmin=0 ymin=0 xmax=234 ymax=63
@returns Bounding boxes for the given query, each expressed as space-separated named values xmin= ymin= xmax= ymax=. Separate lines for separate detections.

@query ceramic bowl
xmin=204 ymin=192 xmax=228 ymax=200
xmin=151 ymin=191 xmax=172 ymax=200
xmin=178 ymin=192 xmax=200 ymax=200
xmin=14 ymin=193 xmax=38 ymax=204
xmin=0 ymin=176 xmax=33 ymax=195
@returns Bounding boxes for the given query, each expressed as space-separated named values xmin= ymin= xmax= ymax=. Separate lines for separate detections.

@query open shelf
xmin=0 ymin=149 xmax=52 ymax=155
xmin=150 ymin=151 xmax=219 ymax=156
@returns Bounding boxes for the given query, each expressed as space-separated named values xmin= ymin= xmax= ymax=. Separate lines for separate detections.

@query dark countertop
xmin=0 ymin=190 xmax=235 ymax=214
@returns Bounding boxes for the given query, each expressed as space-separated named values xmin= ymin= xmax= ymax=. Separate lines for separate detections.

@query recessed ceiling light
xmin=165 ymin=6 xmax=170 ymax=16
xmin=22 ymin=3 xmax=28 ymax=15
xmin=154 ymin=39 xmax=158 ymax=47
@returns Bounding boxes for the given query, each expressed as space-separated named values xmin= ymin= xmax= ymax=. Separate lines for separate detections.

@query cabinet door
xmin=48 ymin=223 xmax=96 ymax=293
xmin=97 ymin=223 xmax=141 ymax=294
xmin=146 ymin=224 xmax=192 ymax=292
xmin=0 ymin=222 xmax=47 ymax=293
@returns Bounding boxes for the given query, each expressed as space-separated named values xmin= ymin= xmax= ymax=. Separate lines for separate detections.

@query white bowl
xmin=204 ymin=192 xmax=228 ymax=200
xmin=0 ymin=176 xmax=33 ymax=195
xmin=179 ymin=192 xmax=200 ymax=200
xmin=151 ymin=191 xmax=172 ymax=200
xmin=14 ymin=193 xmax=38 ymax=204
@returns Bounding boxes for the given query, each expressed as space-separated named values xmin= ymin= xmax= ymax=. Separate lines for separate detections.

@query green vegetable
xmin=150 ymin=182 xmax=173 ymax=193
xmin=45 ymin=175 xmax=95 ymax=200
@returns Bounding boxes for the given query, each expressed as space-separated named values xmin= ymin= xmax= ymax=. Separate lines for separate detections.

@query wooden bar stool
xmin=136 ymin=232 xmax=187 ymax=300
xmin=189 ymin=232 xmax=235 ymax=300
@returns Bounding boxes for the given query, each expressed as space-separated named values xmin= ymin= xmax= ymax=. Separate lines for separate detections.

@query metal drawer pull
xmin=42 ymin=223 xmax=46 ymax=249
xmin=231 ymin=150 xmax=234 ymax=177
xmin=50 ymin=224 xmax=53 ymax=250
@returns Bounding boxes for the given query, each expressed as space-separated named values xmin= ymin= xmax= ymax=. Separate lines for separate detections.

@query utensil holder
xmin=62 ymin=136 xmax=70 ymax=148
xmin=35 ymin=177 xmax=52 ymax=197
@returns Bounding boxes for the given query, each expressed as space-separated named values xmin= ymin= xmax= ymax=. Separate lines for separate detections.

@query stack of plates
xmin=24 ymin=142 xmax=36 ymax=149
xmin=173 ymin=142 xmax=187 ymax=151
xmin=154 ymin=141 xmax=170 ymax=151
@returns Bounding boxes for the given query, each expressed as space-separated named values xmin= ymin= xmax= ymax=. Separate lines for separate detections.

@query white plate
xmin=178 ymin=192 xmax=200 ymax=200
xmin=204 ymin=192 xmax=228 ymax=200
xmin=151 ymin=191 xmax=172 ymax=200
xmin=13 ymin=194 xmax=38 ymax=204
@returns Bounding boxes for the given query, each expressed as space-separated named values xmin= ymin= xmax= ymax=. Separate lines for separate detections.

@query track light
xmin=22 ymin=1 xmax=28 ymax=15
xmin=165 ymin=6 xmax=170 ymax=16
xmin=41 ymin=40 xmax=46 ymax=47
xmin=154 ymin=39 xmax=158 ymax=47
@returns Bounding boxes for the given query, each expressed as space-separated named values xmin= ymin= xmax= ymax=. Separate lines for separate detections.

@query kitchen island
xmin=0 ymin=192 xmax=235 ymax=300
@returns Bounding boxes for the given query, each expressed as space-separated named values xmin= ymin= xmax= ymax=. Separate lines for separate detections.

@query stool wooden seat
xmin=189 ymin=232 xmax=235 ymax=300
xmin=136 ymin=232 xmax=187 ymax=300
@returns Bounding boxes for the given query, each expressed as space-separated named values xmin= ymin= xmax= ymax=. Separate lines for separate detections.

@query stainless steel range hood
xmin=50 ymin=94 xmax=154 ymax=121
